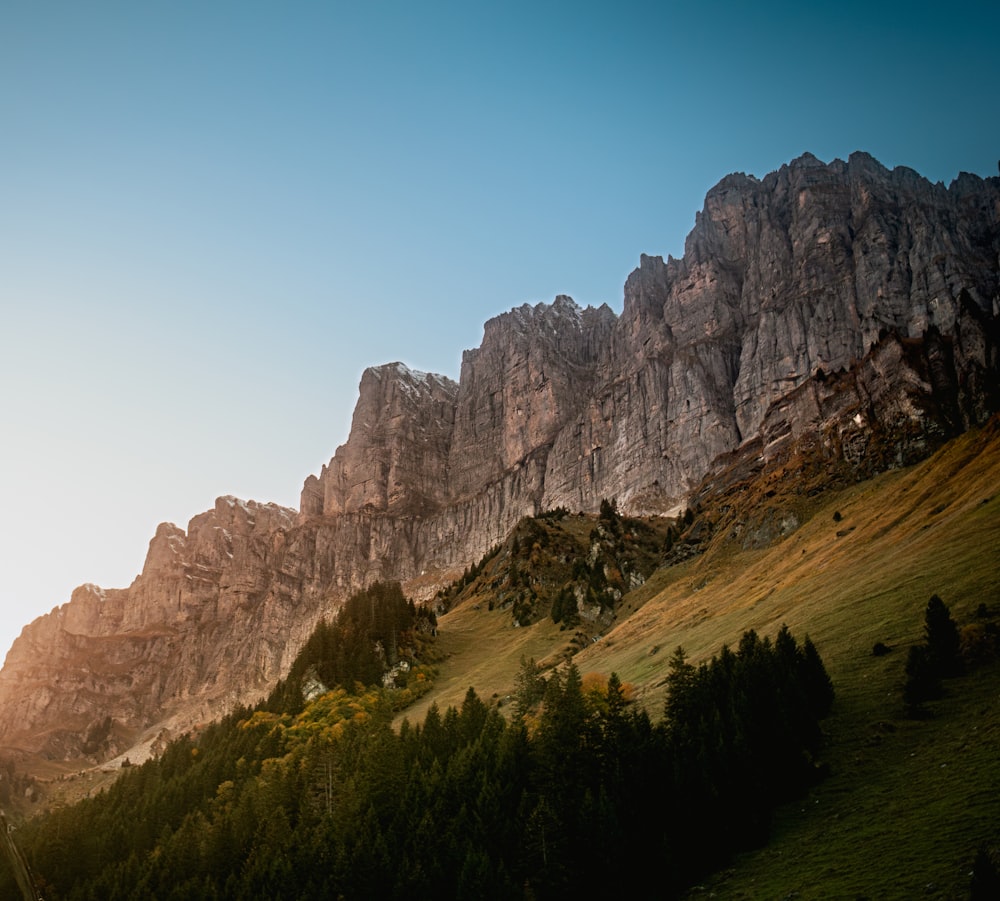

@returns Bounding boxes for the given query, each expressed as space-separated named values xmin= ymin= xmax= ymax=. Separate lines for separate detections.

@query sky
xmin=1 ymin=0 xmax=998 ymax=661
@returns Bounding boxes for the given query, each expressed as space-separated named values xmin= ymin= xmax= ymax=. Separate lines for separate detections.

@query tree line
xmin=0 ymin=587 xmax=834 ymax=900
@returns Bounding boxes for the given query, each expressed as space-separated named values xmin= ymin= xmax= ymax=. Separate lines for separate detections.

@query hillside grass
xmin=685 ymin=658 xmax=1000 ymax=899
xmin=580 ymin=421 xmax=1000 ymax=711
xmin=407 ymin=420 xmax=1000 ymax=899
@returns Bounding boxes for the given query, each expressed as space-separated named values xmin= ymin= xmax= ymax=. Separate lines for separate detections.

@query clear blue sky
xmin=1 ymin=0 xmax=998 ymax=659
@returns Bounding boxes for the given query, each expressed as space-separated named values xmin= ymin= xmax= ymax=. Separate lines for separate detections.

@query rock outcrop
xmin=2 ymin=152 xmax=998 ymax=761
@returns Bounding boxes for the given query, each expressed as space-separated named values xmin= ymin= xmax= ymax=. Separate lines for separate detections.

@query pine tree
xmin=513 ymin=656 xmax=546 ymax=719
xmin=664 ymin=646 xmax=697 ymax=731
xmin=799 ymin=635 xmax=835 ymax=718
xmin=605 ymin=672 xmax=627 ymax=720
xmin=924 ymin=594 xmax=962 ymax=677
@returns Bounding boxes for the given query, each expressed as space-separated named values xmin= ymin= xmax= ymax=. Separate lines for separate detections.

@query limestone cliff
xmin=305 ymin=153 xmax=999 ymax=521
xmin=0 ymin=499 xmax=311 ymax=758
xmin=2 ymin=152 xmax=998 ymax=762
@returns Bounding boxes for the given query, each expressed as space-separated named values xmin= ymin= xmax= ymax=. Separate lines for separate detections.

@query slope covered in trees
xmin=0 ymin=600 xmax=833 ymax=900
xmin=265 ymin=580 xmax=437 ymax=715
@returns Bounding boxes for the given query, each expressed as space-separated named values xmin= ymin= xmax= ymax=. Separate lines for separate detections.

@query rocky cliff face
xmin=545 ymin=153 xmax=1000 ymax=513
xmin=0 ymin=499 xmax=314 ymax=758
xmin=301 ymin=364 xmax=459 ymax=518
xmin=2 ymin=152 xmax=998 ymax=761
xmin=304 ymin=153 xmax=999 ymax=521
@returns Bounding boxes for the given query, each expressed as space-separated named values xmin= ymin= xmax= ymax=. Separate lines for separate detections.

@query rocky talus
xmin=2 ymin=152 xmax=997 ymax=761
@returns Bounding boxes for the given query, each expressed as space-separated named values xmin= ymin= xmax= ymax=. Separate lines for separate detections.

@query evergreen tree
xmin=664 ymin=646 xmax=697 ymax=736
xmin=924 ymin=594 xmax=962 ymax=677
xmin=513 ymin=656 xmax=546 ymax=719
xmin=605 ymin=671 xmax=627 ymax=721
xmin=799 ymin=635 xmax=835 ymax=718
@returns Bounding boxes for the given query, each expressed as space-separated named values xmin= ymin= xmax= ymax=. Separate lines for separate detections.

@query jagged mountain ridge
xmin=1 ymin=151 xmax=998 ymax=762
xmin=305 ymin=152 xmax=1000 ymax=520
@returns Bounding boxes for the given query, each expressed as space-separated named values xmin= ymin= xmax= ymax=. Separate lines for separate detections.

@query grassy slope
xmin=406 ymin=420 xmax=1000 ymax=899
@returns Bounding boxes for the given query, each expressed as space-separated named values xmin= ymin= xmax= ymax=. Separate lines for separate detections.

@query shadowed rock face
xmin=2 ymin=152 xmax=998 ymax=761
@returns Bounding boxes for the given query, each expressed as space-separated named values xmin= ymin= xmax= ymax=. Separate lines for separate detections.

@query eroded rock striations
xmin=2 ymin=152 xmax=998 ymax=761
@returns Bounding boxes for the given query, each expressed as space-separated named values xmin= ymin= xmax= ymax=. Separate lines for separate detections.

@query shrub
xmin=960 ymin=622 xmax=999 ymax=667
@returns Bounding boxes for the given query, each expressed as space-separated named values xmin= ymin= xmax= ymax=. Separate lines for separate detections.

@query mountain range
xmin=1 ymin=150 xmax=997 ymax=768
